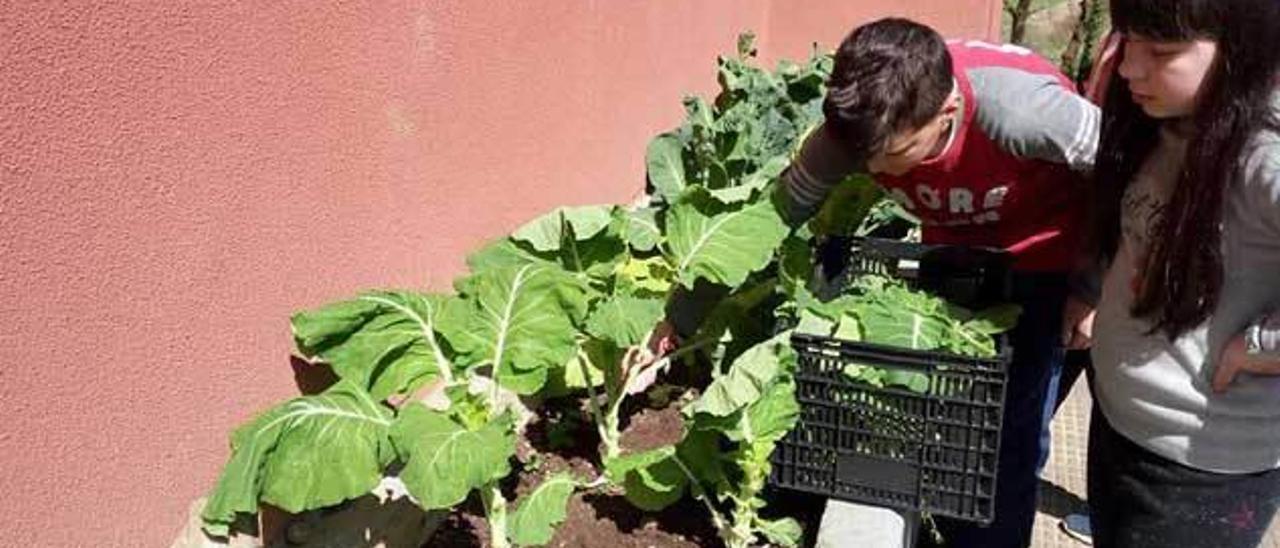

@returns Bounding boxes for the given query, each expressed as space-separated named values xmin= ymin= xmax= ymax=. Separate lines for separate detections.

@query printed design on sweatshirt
xmin=1122 ymin=181 xmax=1170 ymax=298
xmin=883 ymin=182 xmax=1011 ymax=228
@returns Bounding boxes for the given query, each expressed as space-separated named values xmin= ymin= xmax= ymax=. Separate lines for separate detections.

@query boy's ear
xmin=940 ymin=89 xmax=962 ymax=116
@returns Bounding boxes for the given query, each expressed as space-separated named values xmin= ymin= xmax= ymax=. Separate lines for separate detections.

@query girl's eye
xmin=1149 ymin=42 xmax=1193 ymax=58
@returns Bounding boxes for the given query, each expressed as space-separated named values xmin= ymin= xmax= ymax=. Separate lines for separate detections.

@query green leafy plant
xmin=204 ymin=260 xmax=591 ymax=547
xmin=608 ymin=334 xmax=804 ymax=548
xmin=199 ymin=32 xmax=913 ymax=547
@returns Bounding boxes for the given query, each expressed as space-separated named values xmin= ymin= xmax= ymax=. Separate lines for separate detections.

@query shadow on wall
xmin=169 ymin=494 xmax=443 ymax=548
xmin=290 ymin=356 xmax=339 ymax=396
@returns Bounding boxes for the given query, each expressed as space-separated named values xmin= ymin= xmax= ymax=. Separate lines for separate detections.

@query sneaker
xmin=1059 ymin=512 xmax=1093 ymax=545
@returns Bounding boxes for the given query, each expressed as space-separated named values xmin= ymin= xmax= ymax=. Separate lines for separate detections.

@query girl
xmin=1086 ymin=0 xmax=1280 ymax=546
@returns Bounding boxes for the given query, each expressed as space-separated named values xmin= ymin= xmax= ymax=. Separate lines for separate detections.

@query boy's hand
xmin=1061 ymin=296 xmax=1096 ymax=350
xmin=1212 ymin=334 xmax=1280 ymax=393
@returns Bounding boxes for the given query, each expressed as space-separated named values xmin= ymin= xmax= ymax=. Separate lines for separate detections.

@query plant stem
xmin=727 ymin=442 xmax=771 ymax=548
xmin=598 ymin=336 xmax=718 ymax=462
xmin=575 ymin=347 xmax=619 ymax=459
xmin=481 ymin=482 xmax=510 ymax=548
xmin=670 ymin=454 xmax=732 ymax=537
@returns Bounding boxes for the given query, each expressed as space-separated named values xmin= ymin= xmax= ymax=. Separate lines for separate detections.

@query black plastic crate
xmin=770 ymin=238 xmax=1013 ymax=525
xmin=821 ymin=236 xmax=1013 ymax=309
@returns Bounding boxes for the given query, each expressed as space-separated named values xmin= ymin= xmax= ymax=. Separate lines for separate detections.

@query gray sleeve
xmin=969 ymin=67 xmax=1101 ymax=173
xmin=778 ymin=124 xmax=864 ymax=225
xmin=1241 ymin=134 xmax=1280 ymax=357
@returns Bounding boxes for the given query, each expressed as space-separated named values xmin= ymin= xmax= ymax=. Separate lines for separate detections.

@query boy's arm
xmin=778 ymin=124 xmax=865 ymax=225
xmin=969 ymin=67 xmax=1101 ymax=173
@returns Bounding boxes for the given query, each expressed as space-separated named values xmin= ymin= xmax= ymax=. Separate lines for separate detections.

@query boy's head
xmin=824 ymin=18 xmax=959 ymax=176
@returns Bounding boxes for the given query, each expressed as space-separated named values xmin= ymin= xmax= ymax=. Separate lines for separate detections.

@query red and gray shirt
xmin=783 ymin=40 xmax=1100 ymax=271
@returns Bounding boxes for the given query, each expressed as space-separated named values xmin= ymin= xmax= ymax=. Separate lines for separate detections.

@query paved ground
xmin=1030 ymin=380 xmax=1280 ymax=547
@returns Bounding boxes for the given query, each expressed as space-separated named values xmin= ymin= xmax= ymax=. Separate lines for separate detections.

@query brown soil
xmin=425 ymin=388 xmax=724 ymax=547
xmin=425 ymin=386 xmax=826 ymax=548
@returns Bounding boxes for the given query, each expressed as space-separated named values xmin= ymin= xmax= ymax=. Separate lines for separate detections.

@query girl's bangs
xmin=1110 ymin=0 xmax=1222 ymax=41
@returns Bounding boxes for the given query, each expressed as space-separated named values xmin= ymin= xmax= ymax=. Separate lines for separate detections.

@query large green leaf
xmin=646 ymin=133 xmax=687 ymax=202
xmin=859 ymin=291 xmax=999 ymax=356
xmin=742 ymin=378 xmax=800 ymax=443
xmin=964 ymin=304 xmax=1022 ymax=335
xmin=854 ymin=291 xmax=950 ymax=351
xmin=585 ymin=295 xmax=665 ymax=348
xmin=613 ymin=255 xmax=674 ymax=299
xmin=466 ymin=230 xmax=623 ymax=292
xmin=292 ymin=291 xmax=456 ymax=401
xmin=819 ymin=276 xmax=1012 ymax=358
xmin=605 ymin=429 xmax=734 ymax=513
xmin=512 ymin=205 xmax=615 ymax=252
xmin=543 ymin=338 xmax=622 ymax=396
xmin=777 ymin=232 xmax=813 ymax=301
xmin=685 ymin=333 xmax=793 ymax=418
xmin=460 ymin=238 xmax=552 ymax=296
xmin=201 ymin=380 xmax=392 ymax=536
xmin=706 ymin=156 xmax=781 ymax=204
xmin=620 ymin=207 xmax=662 ymax=253
xmin=440 ymin=265 xmax=588 ymax=394
xmin=666 ymin=194 xmax=789 ymax=289
xmin=809 ymin=175 xmax=882 ymax=238
xmin=466 ymin=238 xmax=552 ymax=273
xmin=507 ymin=474 xmax=577 ymax=546
xmin=795 ymin=309 xmax=835 ymax=336
xmin=676 ymin=429 xmax=730 ymax=495
xmin=390 ymin=406 xmax=515 ymax=509
xmin=756 ymin=517 xmax=804 ymax=547
xmin=605 ymin=446 xmax=687 ymax=512
xmin=559 ymin=231 xmax=627 ymax=282
xmin=690 ymin=377 xmax=799 ymax=444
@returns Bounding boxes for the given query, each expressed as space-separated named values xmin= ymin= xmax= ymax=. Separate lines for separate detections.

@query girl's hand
xmin=1212 ymin=334 xmax=1280 ymax=393
xmin=1061 ymin=296 xmax=1097 ymax=350
xmin=622 ymin=320 xmax=681 ymax=395
xmin=646 ymin=319 xmax=680 ymax=358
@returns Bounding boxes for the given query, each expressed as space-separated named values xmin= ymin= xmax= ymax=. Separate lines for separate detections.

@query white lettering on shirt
xmin=887 ymin=187 xmax=916 ymax=210
xmin=983 ymin=186 xmax=1009 ymax=210
xmin=949 ymin=188 xmax=975 ymax=214
xmin=916 ymin=184 xmax=943 ymax=210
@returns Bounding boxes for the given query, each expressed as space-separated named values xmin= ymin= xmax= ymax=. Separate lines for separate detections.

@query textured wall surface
xmin=0 ymin=2 xmax=997 ymax=545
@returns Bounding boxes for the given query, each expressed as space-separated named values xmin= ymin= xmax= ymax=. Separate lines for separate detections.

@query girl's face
xmin=1118 ymin=34 xmax=1219 ymax=118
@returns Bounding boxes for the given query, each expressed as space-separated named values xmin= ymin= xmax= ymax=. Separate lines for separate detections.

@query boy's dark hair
xmin=1094 ymin=0 xmax=1280 ymax=339
xmin=823 ymin=18 xmax=954 ymax=161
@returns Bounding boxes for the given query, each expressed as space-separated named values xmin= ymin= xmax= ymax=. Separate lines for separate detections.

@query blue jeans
xmin=930 ymin=272 xmax=1068 ymax=548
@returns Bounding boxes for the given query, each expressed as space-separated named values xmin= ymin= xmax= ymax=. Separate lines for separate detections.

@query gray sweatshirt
xmin=1092 ymin=114 xmax=1280 ymax=473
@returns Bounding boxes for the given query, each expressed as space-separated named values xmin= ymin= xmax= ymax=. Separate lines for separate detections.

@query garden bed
xmin=428 ymin=386 xmax=827 ymax=547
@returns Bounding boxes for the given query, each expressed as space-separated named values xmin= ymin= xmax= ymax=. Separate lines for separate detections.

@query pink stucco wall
xmin=0 ymin=2 xmax=998 ymax=545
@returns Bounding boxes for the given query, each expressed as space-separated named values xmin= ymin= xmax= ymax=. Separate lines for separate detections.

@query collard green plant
xmin=609 ymin=334 xmax=804 ymax=548
xmin=201 ymin=32 xmax=927 ymax=547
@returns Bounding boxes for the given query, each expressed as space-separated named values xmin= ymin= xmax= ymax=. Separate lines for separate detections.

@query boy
xmin=660 ymin=17 xmax=1100 ymax=548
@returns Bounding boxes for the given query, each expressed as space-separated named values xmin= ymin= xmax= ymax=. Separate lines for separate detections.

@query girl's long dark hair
xmin=1096 ymin=0 xmax=1280 ymax=338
